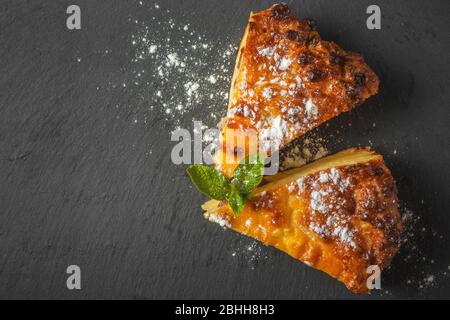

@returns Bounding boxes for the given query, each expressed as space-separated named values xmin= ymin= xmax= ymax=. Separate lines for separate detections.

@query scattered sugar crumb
xmin=204 ymin=212 xmax=231 ymax=229
xmin=230 ymin=240 xmax=269 ymax=270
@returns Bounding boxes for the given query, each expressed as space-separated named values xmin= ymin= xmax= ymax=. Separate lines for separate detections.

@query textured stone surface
xmin=0 ymin=0 xmax=449 ymax=299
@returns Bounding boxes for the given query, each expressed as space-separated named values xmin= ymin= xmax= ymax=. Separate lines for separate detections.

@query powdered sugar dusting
xmin=259 ymin=115 xmax=290 ymax=152
xmin=204 ymin=212 xmax=231 ymax=229
xmin=396 ymin=204 xmax=449 ymax=294
xmin=278 ymin=57 xmax=292 ymax=70
xmin=288 ymin=177 xmax=304 ymax=193
xmin=230 ymin=240 xmax=269 ymax=270
xmin=305 ymin=98 xmax=318 ymax=119
xmin=99 ymin=2 xmax=238 ymax=129
xmin=257 ymin=46 xmax=276 ymax=58
xmin=284 ymin=166 xmax=356 ymax=248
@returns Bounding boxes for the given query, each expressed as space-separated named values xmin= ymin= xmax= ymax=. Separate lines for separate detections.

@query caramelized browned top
xmin=218 ymin=4 xmax=379 ymax=176
xmin=207 ymin=153 xmax=401 ymax=293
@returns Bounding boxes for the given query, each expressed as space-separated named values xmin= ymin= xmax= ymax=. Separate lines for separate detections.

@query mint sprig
xmin=187 ymin=154 xmax=264 ymax=215
xmin=186 ymin=165 xmax=230 ymax=200
xmin=227 ymin=183 xmax=245 ymax=215
xmin=232 ymin=153 xmax=264 ymax=195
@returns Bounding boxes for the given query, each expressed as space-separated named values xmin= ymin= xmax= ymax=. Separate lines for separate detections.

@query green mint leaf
xmin=186 ymin=165 xmax=230 ymax=200
xmin=232 ymin=153 xmax=264 ymax=194
xmin=227 ymin=184 xmax=245 ymax=215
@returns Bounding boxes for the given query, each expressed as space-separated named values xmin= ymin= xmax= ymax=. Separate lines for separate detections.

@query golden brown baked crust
xmin=215 ymin=4 xmax=380 ymax=177
xmin=204 ymin=148 xmax=402 ymax=294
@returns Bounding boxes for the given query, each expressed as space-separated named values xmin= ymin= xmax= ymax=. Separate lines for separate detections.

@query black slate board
xmin=0 ymin=0 xmax=449 ymax=299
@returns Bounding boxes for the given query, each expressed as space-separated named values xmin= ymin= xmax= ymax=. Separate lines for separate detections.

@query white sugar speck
xmin=204 ymin=212 xmax=231 ymax=229
xmin=262 ymin=87 xmax=273 ymax=99
xmin=207 ymin=75 xmax=217 ymax=84
xmin=305 ymin=98 xmax=318 ymax=119
xmin=259 ymin=116 xmax=288 ymax=152
xmin=310 ymin=190 xmax=330 ymax=214
xmin=166 ymin=52 xmax=181 ymax=67
xmin=258 ymin=46 xmax=275 ymax=57
xmin=425 ymin=275 xmax=435 ymax=283
xmin=185 ymin=82 xmax=200 ymax=97
xmin=278 ymin=57 xmax=292 ymax=70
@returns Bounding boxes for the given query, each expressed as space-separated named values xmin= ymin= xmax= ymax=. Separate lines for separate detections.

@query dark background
xmin=0 ymin=0 xmax=449 ymax=299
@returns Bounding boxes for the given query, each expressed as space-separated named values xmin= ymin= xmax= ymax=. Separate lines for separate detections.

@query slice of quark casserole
xmin=215 ymin=4 xmax=379 ymax=177
xmin=203 ymin=148 xmax=402 ymax=293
